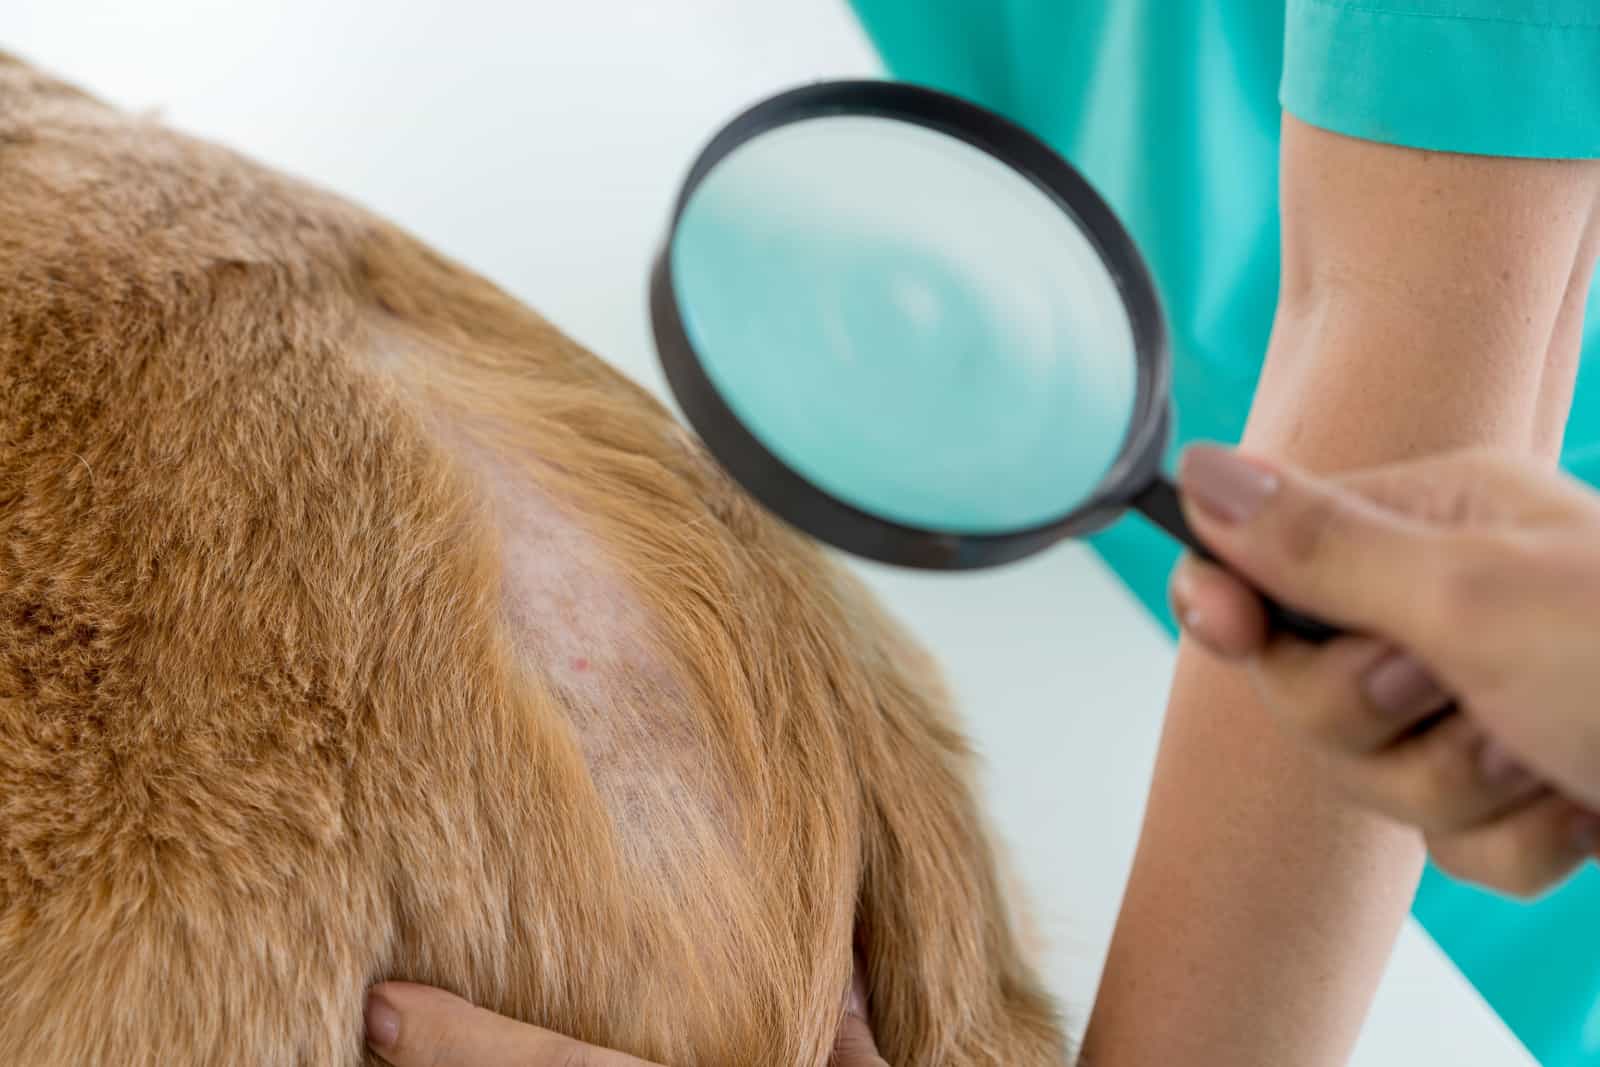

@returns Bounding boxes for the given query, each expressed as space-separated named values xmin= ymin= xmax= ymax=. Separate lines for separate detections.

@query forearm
xmin=1082 ymin=118 xmax=1600 ymax=1065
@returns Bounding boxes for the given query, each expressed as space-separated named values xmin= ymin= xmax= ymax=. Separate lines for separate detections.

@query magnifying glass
xmin=649 ymin=81 xmax=1338 ymax=644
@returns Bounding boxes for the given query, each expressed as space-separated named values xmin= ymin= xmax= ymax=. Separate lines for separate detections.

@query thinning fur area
xmin=0 ymin=53 xmax=1068 ymax=1066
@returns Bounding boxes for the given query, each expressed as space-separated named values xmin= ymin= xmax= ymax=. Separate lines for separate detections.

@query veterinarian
xmin=841 ymin=5 xmax=1600 ymax=1066
xmin=364 ymin=2 xmax=1600 ymax=1064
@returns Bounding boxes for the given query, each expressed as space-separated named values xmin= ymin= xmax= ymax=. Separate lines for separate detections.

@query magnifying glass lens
xmin=670 ymin=116 xmax=1139 ymax=535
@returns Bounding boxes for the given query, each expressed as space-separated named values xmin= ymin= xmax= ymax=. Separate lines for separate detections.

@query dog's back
xmin=0 ymin=55 xmax=1065 ymax=1066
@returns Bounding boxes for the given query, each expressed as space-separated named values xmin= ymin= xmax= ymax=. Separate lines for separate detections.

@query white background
xmin=7 ymin=2 xmax=1533 ymax=1062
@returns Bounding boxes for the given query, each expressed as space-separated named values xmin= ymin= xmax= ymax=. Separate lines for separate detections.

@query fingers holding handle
xmin=1132 ymin=473 xmax=1340 ymax=644
xmin=1168 ymin=445 xmax=1460 ymax=652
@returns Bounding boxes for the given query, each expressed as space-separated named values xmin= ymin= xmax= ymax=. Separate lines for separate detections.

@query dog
xmin=0 ymin=53 xmax=1067 ymax=1066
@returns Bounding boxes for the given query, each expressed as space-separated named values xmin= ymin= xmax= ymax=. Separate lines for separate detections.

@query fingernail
xmin=1570 ymin=813 xmax=1600 ymax=854
xmin=847 ymin=968 xmax=869 ymax=1019
xmin=1173 ymin=592 xmax=1224 ymax=651
xmin=847 ymin=983 xmax=867 ymax=1019
xmin=365 ymin=991 xmax=400 ymax=1051
xmin=1170 ymin=570 xmax=1200 ymax=629
xmin=1477 ymin=738 xmax=1533 ymax=788
xmin=1179 ymin=446 xmax=1279 ymax=524
xmin=1362 ymin=653 xmax=1445 ymax=718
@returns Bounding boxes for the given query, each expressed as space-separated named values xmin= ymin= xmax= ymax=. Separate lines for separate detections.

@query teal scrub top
xmin=845 ymin=2 xmax=1600 ymax=1064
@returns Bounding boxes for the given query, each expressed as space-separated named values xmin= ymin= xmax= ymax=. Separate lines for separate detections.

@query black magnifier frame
xmin=650 ymin=80 xmax=1338 ymax=642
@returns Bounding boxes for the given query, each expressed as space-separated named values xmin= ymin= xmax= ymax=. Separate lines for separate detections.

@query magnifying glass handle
xmin=1133 ymin=477 xmax=1342 ymax=645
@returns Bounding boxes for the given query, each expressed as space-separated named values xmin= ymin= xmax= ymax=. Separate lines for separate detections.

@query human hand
xmin=364 ymin=967 xmax=887 ymax=1067
xmin=1169 ymin=445 xmax=1600 ymax=897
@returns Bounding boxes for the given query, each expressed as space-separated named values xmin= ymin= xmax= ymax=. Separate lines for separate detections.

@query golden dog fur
xmin=0 ymin=54 xmax=1066 ymax=1066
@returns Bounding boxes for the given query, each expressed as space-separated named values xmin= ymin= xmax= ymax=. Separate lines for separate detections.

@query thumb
xmin=1176 ymin=445 xmax=1443 ymax=649
xmin=830 ymin=969 xmax=888 ymax=1067
xmin=832 ymin=1013 xmax=888 ymax=1066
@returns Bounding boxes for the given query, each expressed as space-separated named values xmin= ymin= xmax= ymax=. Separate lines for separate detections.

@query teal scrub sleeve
xmin=1282 ymin=0 xmax=1600 ymax=159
